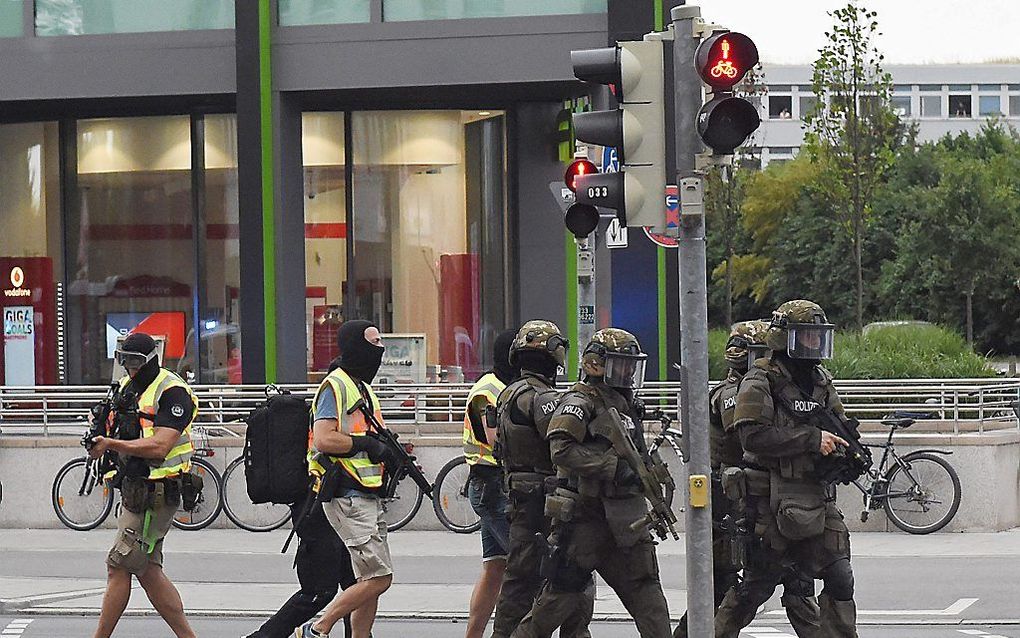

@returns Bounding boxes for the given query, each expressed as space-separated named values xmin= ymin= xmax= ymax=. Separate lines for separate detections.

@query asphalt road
xmin=0 ymin=616 xmax=1018 ymax=637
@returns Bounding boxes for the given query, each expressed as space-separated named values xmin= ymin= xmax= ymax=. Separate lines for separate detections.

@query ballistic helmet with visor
xmin=766 ymin=300 xmax=834 ymax=360
xmin=583 ymin=328 xmax=647 ymax=389
xmin=725 ymin=320 xmax=770 ymax=371
xmin=114 ymin=332 xmax=159 ymax=369
xmin=510 ymin=320 xmax=568 ymax=368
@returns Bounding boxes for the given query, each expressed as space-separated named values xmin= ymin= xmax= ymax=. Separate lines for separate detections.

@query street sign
xmin=579 ymin=304 xmax=595 ymax=326
xmin=602 ymin=146 xmax=620 ymax=173
xmin=644 ymin=185 xmax=681 ymax=248
xmin=606 ymin=218 xmax=629 ymax=248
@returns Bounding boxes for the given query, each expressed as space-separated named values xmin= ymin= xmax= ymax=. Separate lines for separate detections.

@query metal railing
xmin=1 ymin=379 xmax=1018 ymax=437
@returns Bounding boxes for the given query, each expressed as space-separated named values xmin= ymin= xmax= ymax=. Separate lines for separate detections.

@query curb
xmin=5 ymin=608 xmax=1020 ymax=626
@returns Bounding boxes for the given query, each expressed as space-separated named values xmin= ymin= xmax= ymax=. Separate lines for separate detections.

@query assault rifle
xmin=590 ymin=408 xmax=679 ymax=541
xmin=812 ymin=408 xmax=872 ymax=484
xmin=81 ymin=383 xmax=139 ymax=482
xmin=349 ymin=398 xmax=434 ymax=500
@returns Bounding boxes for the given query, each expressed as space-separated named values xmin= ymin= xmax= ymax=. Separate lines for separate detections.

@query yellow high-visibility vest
xmin=118 ymin=369 xmax=197 ymax=480
xmin=308 ymin=367 xmax=385 ymax=489
xmin=463 ymin=373 xmax=505 ymax=467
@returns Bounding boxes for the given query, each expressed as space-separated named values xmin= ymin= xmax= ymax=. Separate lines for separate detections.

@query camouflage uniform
xmin=490 ymin=321 xmax=593 ymax=638
xmin=512 ymin=329 xmax=670 ymax=638
xmin=714 ymin=301 xmax=858 ymax=638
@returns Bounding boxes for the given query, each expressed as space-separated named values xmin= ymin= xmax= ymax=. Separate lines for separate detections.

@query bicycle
xmin=221 ymin=454 xmax=292 ymax=532
xmin=432 ymin=455 xmax=481 ymax=534
xmin=52 ymin=427 xmax=223 ymax=532
xmin=853 ymin=412 xmax=962 ymax=534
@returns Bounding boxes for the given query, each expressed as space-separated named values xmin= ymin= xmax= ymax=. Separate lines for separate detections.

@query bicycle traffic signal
xmin=695 ymin=31 xmax=760 ymax=155
xmin=567 ymin=40 xmax=667 ymax=230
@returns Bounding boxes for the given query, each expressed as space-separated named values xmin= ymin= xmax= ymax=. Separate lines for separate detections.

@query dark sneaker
xmin=295 ymin=621 xmax=328 ymax=637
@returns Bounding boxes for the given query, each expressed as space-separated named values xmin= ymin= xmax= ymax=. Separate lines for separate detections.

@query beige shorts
xmin=322 ymin=494 xmax=393 ymax=581
xmin=106 ymin=481 xmax=179 ymax=575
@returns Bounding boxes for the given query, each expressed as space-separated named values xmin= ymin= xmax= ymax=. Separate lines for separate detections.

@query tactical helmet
xmin=766 ymin=300 xmax=834 ymax=360
xmin=725 ymin=320 xmax=770 ymax=371
xmin=582 ymin=328 xmax=647 ymax=388
xmin=510 ymin=320 xmax=568 ymax=368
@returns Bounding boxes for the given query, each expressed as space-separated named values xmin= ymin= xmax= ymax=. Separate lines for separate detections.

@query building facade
xmin=755 ymin=64 xmax=1020 ymax=166
xmin=0 ymin=0 xmax=685 ymax=386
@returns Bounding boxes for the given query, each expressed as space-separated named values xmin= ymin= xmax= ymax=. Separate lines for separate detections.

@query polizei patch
xmin=560 ymin=404 xmax=585 ymax=420
xmin=793 ymin=399 xmax=820 ymax=412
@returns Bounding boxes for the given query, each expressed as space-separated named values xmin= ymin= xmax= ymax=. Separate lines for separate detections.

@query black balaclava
xmin=122 ymin=332 xmax=160 ymax=392
xmin=516 ymin=349 xmax=559 ymax=381
xmin=776 ymin=352 xmax=816 ymax=396
xmin=336 ymin=320 xmax=384 ymax=384
xmin=491 ymin=329 xmax=519 ymax=385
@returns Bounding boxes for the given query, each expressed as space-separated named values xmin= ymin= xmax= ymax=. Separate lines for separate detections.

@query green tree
xmin=803 ymin=2 xmax=901 ymax=330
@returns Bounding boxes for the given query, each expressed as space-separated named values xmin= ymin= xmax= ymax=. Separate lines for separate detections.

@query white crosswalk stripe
xmin=957 ymin=630 xmax=1009 ymax=638
xmin=740 ymin=628 xmax=796 ymax=638
xmin=1 ymin=619 xmax=33 ymax=636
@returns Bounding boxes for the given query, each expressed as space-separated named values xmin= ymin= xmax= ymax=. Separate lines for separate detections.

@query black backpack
xmin=244 ymin=387 xmax=311 ymax=505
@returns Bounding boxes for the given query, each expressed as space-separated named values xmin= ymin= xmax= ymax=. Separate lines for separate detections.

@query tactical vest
xmin=742 ymin=362 xmax=840 ymax=480
xmin=463 ymin=373 xmax=505 ymax=467
xmin=710 ymin=372 xmax=745 ymax=470
xmin=496 ymin=374 xmax=556 ymax=476
xmin=563 ymin=382 xmax=644 ymax=499
xmin=308 ymin=368 xmax=384 ymax=490
xmin=117 ymin=369 xmax=196 ymax=480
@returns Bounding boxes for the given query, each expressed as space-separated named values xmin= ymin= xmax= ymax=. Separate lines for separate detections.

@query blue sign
xmin=602 ymin=146 xmax=620 ymax=173
xmin=665 ymin=194 xmax=679 ymax=212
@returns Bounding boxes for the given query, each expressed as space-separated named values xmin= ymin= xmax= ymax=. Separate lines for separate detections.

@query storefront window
xmin=200 ymin=114 xmax=242 ymax=384
xmin=35 ymin=0 xmax=233 ymax=36
xmin=348 ymin=110 xmax=507 ymax=381
xmin=383 ymin=0 xmax=606 ymax=21
xmin=0 ymin=122 xmax=62 ymax=385
xmin=67 ymin=116 xmax=196 ymax=384
xmin=302 ymin=112 xmax=348 ymax=374
xmin=1 ymin=0 xmax=22 ymax=37
xmin=279 ymin=0 xmax=371 ymax=26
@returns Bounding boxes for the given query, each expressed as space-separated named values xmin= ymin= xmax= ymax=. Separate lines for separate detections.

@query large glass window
xmin=0 ymin=122 xmax=63 ymax=385
xmin=1 ymin=0 xmax=22 ymax=37
xmin=921 ymin=95 xmax=943 ymax=118
xmin=891 ymin=95 xmax=911 ymax=117
xmin=769 ymin=95 xmax=792 ymax=119
xmin=949 ymin=94 xmax=972 ymax=118
xmin=198 ymin=115 xmax=242 ymax=384
xmin=35 ymin=0 xmax=233 ymax=36
xmin=279 ymin=0 xmax=371 ymax=26
xmin=340 ymin=110 xmax=507 ymax=381
xmin=301 ymin=112 xmax=348 ymax=374
xmin=67 ymin=116 xmax=196 ymax=384
xmin=383 ymin=0 xmax=606 ymax=21
xmin=1011 ymin=95 xmax=1020 ymax=117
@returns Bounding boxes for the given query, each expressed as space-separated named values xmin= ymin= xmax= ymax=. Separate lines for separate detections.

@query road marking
xmin=0 ymin=586 xmax=111 ymax=605
xmin=764 ymin=597 xmax=978 ymax=617
xmin=957 ymin=631 xmax=1009 ymax=638
xmin=740 ymin=629 xmax=796 ymax=638
xmin=1 ymin=619 xmax=33 ymax=636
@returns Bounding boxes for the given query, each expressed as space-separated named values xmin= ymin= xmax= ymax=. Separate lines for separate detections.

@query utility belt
xmin=505 ymin=470 xmax=551 ymax=498
xmin=119 ymin=476 xmax=181 ymax=514
xmin=468 ymin=463 xmax=502 ymax=480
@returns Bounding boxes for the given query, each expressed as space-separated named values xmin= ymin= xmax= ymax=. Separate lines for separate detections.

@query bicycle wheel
xmin=432 ymin=456 xmax=481 ymax=534
xmin=883 ymin=452 xmax=962 ymax=534
xmin=172 ymin=457 xmax=223 ymax=531
xmin=382 ymin=478 xmax=424 ymax=532
xmin=52 ymin=457 xmax=114 ymax=531
xmin=221 ymin=456 xmax=290 ymax=532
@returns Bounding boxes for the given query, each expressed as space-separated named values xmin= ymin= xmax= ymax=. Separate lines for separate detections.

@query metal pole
xmin=577 ymin=233 xmax=597 ymax=371
xmin=672 ymin=4 xmax=714 ymax=637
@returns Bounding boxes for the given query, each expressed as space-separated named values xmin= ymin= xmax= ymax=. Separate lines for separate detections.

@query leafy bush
xmin=708 ymin=324 xmax=994 ymax=379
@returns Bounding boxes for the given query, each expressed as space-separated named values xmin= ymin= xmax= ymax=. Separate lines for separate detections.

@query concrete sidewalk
xmin=2 ymin=528 xmax=1019 ymax=620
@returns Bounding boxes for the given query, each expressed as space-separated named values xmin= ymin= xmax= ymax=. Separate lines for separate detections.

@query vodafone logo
xmin=4 ymin=267 xmax=31 ymax=298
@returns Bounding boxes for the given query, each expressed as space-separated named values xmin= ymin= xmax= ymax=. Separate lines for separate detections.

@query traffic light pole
xmin=576 ymin=233 xmax=596 ymax=374
xmin=672 ymin=4 xmax=715 ymax=637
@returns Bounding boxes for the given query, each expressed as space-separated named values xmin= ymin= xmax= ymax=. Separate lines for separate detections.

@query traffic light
xmin=567 ymin=40 xmax=666 ymax=230
xmin=695 ymin=31 xmax=760 ymax=155
xmin=564 ymin=158 xmax=598 ymax=193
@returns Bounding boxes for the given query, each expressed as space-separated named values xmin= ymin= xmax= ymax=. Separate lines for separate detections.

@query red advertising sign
xmin=0 ymin=257 xmax=57 ymax=385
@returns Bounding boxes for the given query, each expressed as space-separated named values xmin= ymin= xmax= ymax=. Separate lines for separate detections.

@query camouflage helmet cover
xmin=583 ymin=328 xmax=648 ymax=388
xmin=766 ymin=299 xmax=832 ymax=354
xmin=582 ymin=328 xmax=643 ymax=363
xmin=510 ymin=320 xmax=567 ymax=367
xmin=724 ymin=319 xmax=770 ymax=368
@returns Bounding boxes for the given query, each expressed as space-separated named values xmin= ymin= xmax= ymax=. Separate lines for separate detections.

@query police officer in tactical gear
xmin=675 ymin=321 xmax=820 ymax=638
xmin=490 ymin=321 xmax=593 ymax=638
xmin=512 ymin=328 xmax=671 ymax=638
xmin=714 ymin=301 xmax=858 ymax=638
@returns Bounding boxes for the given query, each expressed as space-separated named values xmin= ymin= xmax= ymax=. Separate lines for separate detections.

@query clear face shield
xmin=603 ymin=352 xmax=648 ymax=389
xmin=786 ymin=323 xmax=835 ymax=360
xmin=746 ymin=344 xmax=769 ymax=369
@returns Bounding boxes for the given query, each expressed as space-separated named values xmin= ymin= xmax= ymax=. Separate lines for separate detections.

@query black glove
xmin=614 ymin=458 xmax=641 ymax=488
xmin=351 ymin=435 xmax=399 ymax=467
xmin=631 ymin=396 xmax=646 ymax=422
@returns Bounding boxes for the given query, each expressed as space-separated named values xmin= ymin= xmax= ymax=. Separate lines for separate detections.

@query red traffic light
xmin=695 ymin=32 xmax=759 ymax=90
xmin=564 ymin=158 xmax=599 ymax=192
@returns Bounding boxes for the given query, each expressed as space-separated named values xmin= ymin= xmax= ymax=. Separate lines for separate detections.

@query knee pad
xmin=781 ymin=574 xmax=815 ymax=600
xmin=819 ymin=558 xmax=854 ymax=600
